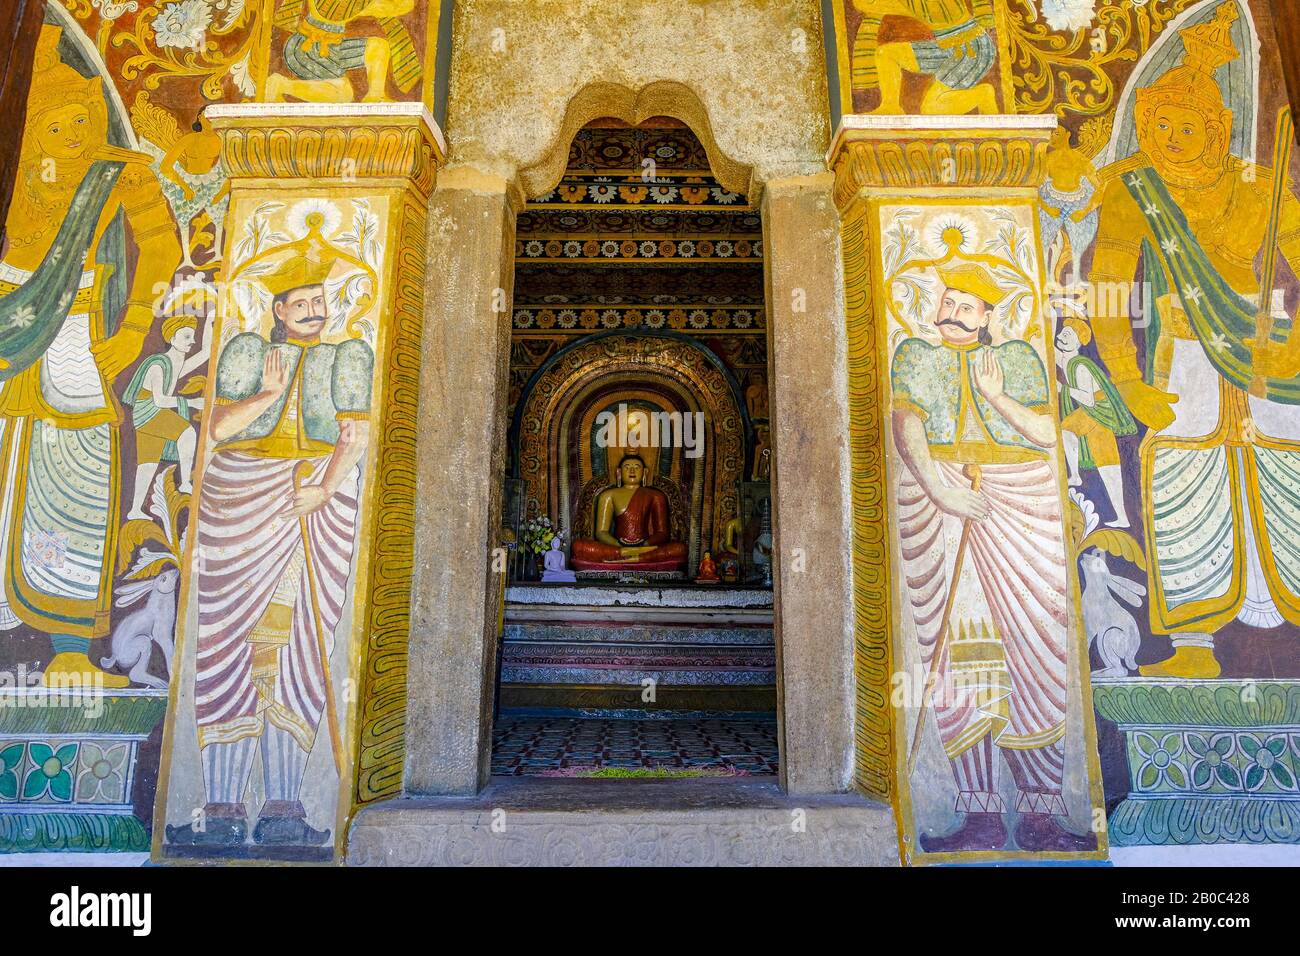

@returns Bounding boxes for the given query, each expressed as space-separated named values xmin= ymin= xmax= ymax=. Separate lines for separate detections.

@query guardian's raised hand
xmin=972 ymin=348 xmax=1005 ymax=400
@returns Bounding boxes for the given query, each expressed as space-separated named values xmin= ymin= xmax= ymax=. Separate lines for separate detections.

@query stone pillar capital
xmin=206 ymin=102 xmax=446 ymax=197
xmin=437 ymin=162 xmax=529 ymax=213
xmin=827 ymin=115 xmax=1057 ymax=210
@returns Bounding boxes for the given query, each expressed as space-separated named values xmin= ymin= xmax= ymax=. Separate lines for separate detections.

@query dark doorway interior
xmin=493 ymin=119 xmax=777 ymax=779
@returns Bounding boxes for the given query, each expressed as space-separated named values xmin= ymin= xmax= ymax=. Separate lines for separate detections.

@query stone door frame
xmin=404 ymin=80 xmax=858 ymax=797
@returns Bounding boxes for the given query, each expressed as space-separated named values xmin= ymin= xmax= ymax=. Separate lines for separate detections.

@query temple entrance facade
xmin=1 ymin=0 xmax=1298 ymax=867
xmin=493 ymin=119 xmax=779 ymax=777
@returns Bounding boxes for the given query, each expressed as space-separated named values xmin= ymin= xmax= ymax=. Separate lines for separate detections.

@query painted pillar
xmin=153 ymin=103 xmax=444 ymax=863
xmin=829 ymin=116 xmax=1107 ymax=864
xmin=762 ymin=173 xmax=857 ymax=794
xmin=404 ymin=166 xmax=521 ymax=795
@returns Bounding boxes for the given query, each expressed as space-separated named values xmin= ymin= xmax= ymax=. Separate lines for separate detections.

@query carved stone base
xmin=347 ymin=778 xmax=898 ymax=866
xmin=573 ymin=569 xmax=686 ymax=583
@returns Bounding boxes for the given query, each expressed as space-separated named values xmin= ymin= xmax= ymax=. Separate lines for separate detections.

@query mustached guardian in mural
xmin=166 ymin=249 xmax=373 ymax=848
xmin=891 ymin=262 xmax=1091 ymax=854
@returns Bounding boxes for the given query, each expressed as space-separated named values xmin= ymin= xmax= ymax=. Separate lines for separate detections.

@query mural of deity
xmin=1088 ymin=2 xmax=1300 ymax=678
xmin=849 ymin=0 xmax=1001 ymax=114
xmin=267 ymin=0 xmax=423 ymax=103
xmin=0 ymin=24 xmax=181 ymax=687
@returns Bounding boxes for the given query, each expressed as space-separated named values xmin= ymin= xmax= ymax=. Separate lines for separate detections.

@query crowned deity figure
xmin=851 ymin=0 xmax=1000 ymax=115
xmin=570 ymin=455 xmax=688 ymax=572
xmin=1088 ymin=2 xmax=1300 ymax=678
xmin=0 ymin=25 xmax=181 ymax=686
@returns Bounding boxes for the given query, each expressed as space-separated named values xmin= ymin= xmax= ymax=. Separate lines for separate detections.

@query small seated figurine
xmin=696 ymin=551 xmax=720 ymax=584
xmin=571 ymin=454 xmax=687 ymax=571
xmin=541 ymin=535 xmax=577 ymax=582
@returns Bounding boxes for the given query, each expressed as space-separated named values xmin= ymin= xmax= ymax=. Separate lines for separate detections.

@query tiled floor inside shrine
xmin=490 ymin=714 xmax=780 ymax=777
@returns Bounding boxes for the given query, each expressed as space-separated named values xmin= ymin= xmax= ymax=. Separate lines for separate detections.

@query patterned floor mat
xmin=490 ymin=715 xmax=780 ymax=776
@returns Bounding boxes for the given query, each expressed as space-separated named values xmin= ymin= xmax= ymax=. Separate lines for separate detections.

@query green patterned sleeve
xmin=998 ymin=340 xmax=1050 ymax=409
xmin=890 ymin=338 xmax=931 ymax=421
xmin=331 ymin=339 xmax=375 ymax=419
xmin=214 ymin=333 xmax=267 ymax=405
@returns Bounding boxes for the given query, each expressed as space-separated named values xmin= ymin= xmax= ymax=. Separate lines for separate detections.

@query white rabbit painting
xmin=101 ymin=568 xmax=179 ymax=689
xmin=1078 ymin=548 xmax=1145 ymax=678
xmin=105 ymin=466 xmax=190 ymax=689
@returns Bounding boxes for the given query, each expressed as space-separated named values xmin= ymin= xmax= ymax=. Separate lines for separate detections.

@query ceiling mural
xmin=529 ymin=172 xmax=750 ymax=211
xmin=516 ymin=208 xmax=761 ymax=237
xmin=515 ymin=235 xmax=761 ymax=264
xmin=566 ymin=125 xmax=714 ymax=172
xmin=514 ymin=262 xmax=765 ymax=300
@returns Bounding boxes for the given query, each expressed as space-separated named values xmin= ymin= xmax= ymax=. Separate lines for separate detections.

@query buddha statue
xmin=571 ymin=454 xmax=687 ymax=571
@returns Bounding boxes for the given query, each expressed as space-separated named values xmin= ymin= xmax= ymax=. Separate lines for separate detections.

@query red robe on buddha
xmin=571 ymin=486 xmax=687 ymax=569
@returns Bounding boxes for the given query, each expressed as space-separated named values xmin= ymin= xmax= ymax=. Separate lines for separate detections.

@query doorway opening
xmin=493 ymin=118 xmax=777 ymax=779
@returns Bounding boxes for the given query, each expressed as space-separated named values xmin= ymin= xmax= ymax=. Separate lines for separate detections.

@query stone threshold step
xmin=497 ymin=684 xmax=777 ymax=712
xmin=347 ymin=779 xmax=899 ymax=866
xmin=506 ymin=585 xmax=773 ymax=610
xmin=499 ymin=667 xmax=775 ymax=686
xmin=502 ymin=623 xmax=775 ymax=644
xmin=506 ymin=604 xmax=773 ymax=626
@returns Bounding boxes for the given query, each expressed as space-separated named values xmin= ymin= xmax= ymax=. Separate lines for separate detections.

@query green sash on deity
xmin=1141 ymin=236 xmax=1165 ymax=387
xmin=1123 ymin=166 xmax=1300 ymax=405
xmin=0 ymin=160 xmax=124 ymax=381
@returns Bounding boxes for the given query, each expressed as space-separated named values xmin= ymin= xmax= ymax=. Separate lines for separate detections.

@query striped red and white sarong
xmin=898 ymin=459 xmax=1069 ymax=760
xmin=194 ymin=450 xmax=358 ymax=751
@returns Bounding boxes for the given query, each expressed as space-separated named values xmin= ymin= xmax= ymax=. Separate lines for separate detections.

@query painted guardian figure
xmin=167 ymin=254 xmax=373 ymax=849
xmin=891 ymin=263 xmax=1090 ymax=853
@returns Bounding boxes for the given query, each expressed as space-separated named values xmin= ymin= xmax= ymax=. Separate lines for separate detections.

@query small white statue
xmin=541 ymin=536 xmax=576 ymax=582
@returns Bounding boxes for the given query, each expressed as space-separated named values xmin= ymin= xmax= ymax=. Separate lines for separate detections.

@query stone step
xmin=505 ymin=585 xmax=773 ymax=628
xmin=501 ymin=653 xmax=774 ymax=686
xmin=501 ymin=619 xmax=775 ymax=688
xmin=505 ymin=603 xmax=772 ymax=626
xmin=497 ymin=684 xmax=776 ymax=712
xmin=502 ymin=622 xmax=774 ymax=645
xmin=506 ymin=585 xmax=773 ymax=609
xmin=348 ymin=778 xmax=899 ymax=866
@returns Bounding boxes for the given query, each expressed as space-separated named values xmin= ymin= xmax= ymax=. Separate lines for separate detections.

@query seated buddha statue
xmin=571 ymin=454 xmax=687 ymax=571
